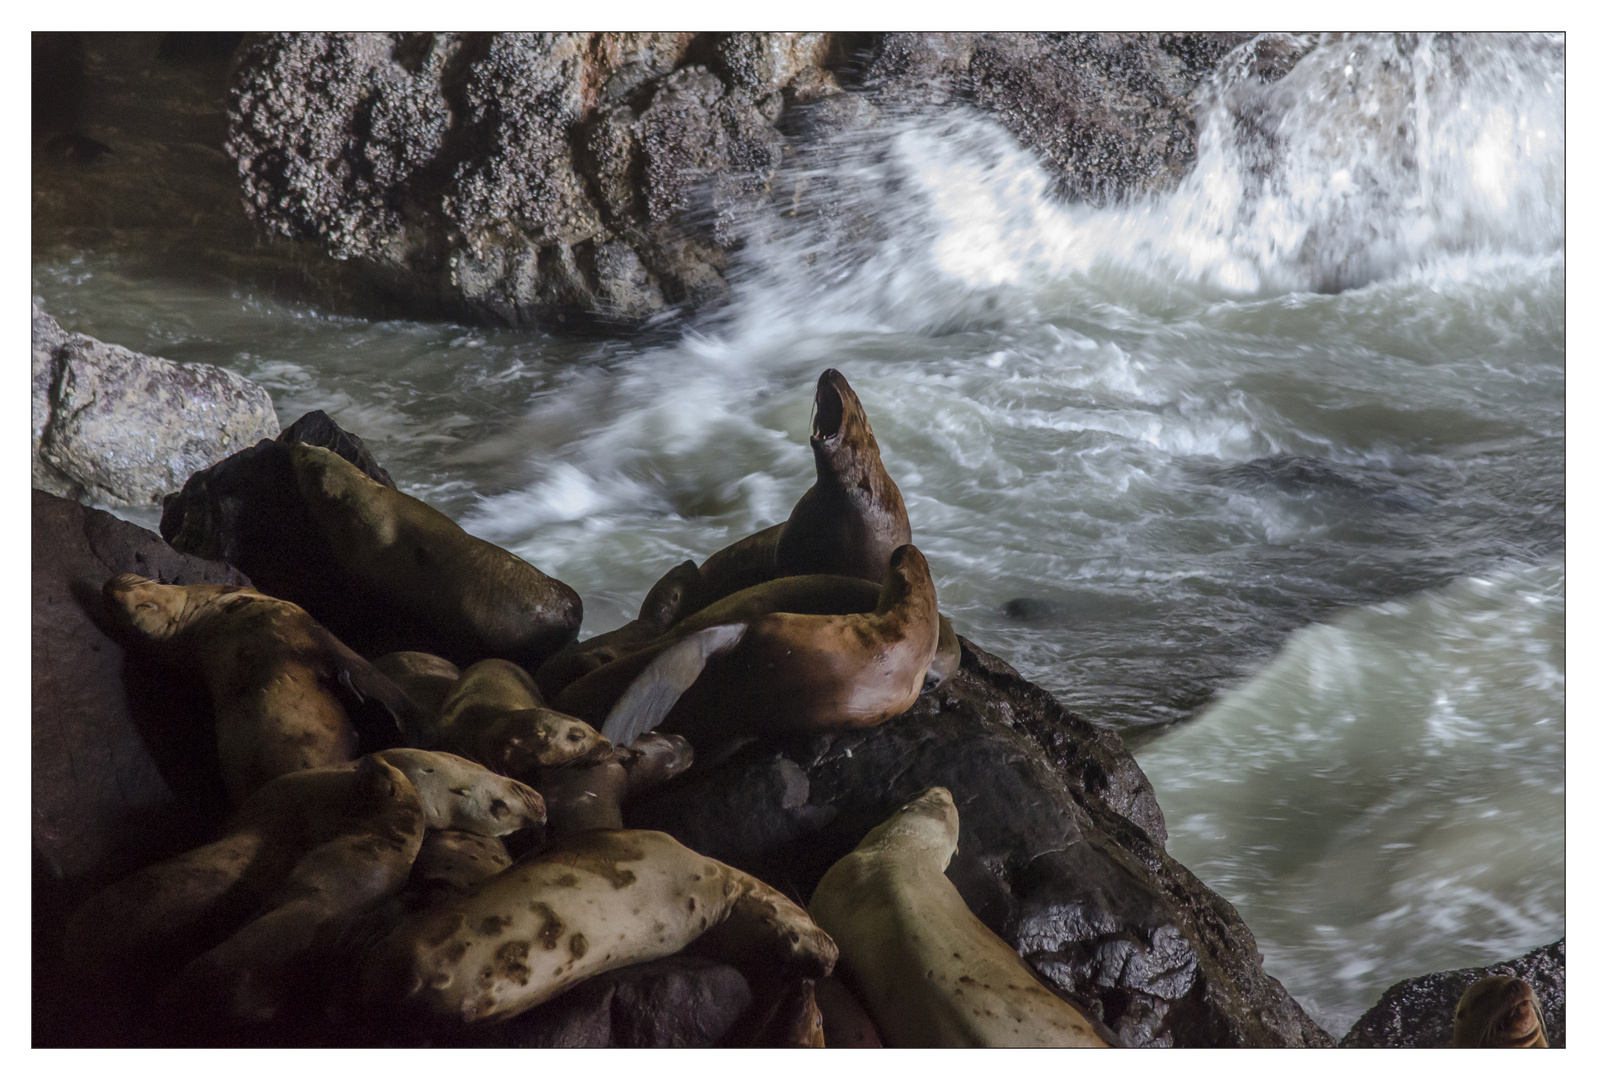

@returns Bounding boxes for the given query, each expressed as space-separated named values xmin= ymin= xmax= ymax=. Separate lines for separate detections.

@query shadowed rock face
xmin=224 ymin=32 xmax=1270 ymax=330
xmin=1341 ymin=939 xmax=1564 ymax=1048
xmin=625 ymin=639 xmax=1332 ymax=1048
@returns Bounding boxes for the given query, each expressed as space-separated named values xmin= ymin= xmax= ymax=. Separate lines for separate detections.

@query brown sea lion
xmin=533 ymin=558 xmax=704 ymax=697
xmin=809 ymin=787 xmax=1110 ymax=1048
xmin=554 ymin=545 xmax=940 ymax=749
xmin=359 ymin=828 xmax=837 ymax=1025
xmin=62 ymin=749 xmax=545 ymax=979
xmin=432 ymin=658 xmax=609 ymax=777
xmin=692 ymin=369 xmax=911 ymax=610
xmin=102 ymin=573 xmax=418 ymax=802
xmin=813 ymin=975 xmax=885 ymax=1047
xmin=533 ymin=732 xmax=695 ymax=835
xmin=372 ymin=651 xmax=461 ymax=730
xmin=1453 ymin=976 xmax=1549 ymax=1047
xmin=161 ymin=438 xmax=583 ymax=671
xmin=159 ymin=755 xmax=426 ymax=1023
xmin=410 ymin=830 xmax=514 ymax=894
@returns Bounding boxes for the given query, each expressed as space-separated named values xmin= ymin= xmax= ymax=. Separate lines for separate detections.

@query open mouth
xmin=813 ymin=379 xmax=844 ymax=441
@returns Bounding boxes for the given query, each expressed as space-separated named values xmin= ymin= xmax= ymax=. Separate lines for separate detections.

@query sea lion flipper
xmin=600 ymin=623 xmax=748 ymax=746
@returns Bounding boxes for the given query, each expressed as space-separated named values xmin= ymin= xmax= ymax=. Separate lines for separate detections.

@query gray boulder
xmin=32 ymin=305 xmax=279 ymax=506
xmin=224 ymin=32 xmax=1266 ymax=329
xmin=1341 ymin=939 xmax=1565 ymax=1048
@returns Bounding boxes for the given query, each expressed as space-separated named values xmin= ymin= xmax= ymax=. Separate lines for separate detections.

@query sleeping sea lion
xmin=692 ymin=368 xmax=911 ymax=610
xmin=62 ymin=749 xmax=545 ymax=980
xmin=431 ymin=658 xmax=609 ymax=777
xmin=102 ymin=573 xmax=418 ymax=802
xmin=410 ymin=830 xmax=514 ymax=894
xmin=1453 ymin=976 xmax=1549 ymax=1047
xmin=533 ymin=732 xmax=695 ymax=835
xmin=359 ymin=827 xmax=837 ymax=1025
xmin=809 ymin=787 xmax=1110 ymax=1048
xmin=554 ymin=544 xmax=940 ymax=749
xmin=372 ymin=651 xmax=461 ymax=730
xmin=161 ymin=439 xmax=582 ymax=670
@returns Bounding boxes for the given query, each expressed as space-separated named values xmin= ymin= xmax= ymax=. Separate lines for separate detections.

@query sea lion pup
xmin=358 ymin=827 xmax=837 ymax=1025
xmin=809 ymin=787 xmax=1110 ymax=1048
xmin=692 ymin=368 xmax=911 ymax=611
xmin=62 ymin=750 xmax=545 ymax=979
xmin=102 ymin=573 xmax=420 ymax=803
xmin=372 ymin=651 xmax=461 ymax=729
xmin=410 ymin=830 xmax=514 ymax=894
xmin=554 ymin=544 xmax=940 ymax=749
xmin=1453 ymin=976 xmax=1549 ymax=1047
xmin=533 ymin=732 xmax=695 ymax=835
xmin=431 ymin=658 xmax=610 ymax=777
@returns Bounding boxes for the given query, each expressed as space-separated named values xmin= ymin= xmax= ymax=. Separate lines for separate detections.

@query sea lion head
xmin=809 ymin=368 xmax=883 ymax=487
xmin=102 ymin=573 xmax=239 ymax=641
xmin=375 ymin=748 xmax=546 ymax=836
xmin=858 ymin=786 xmax=960 ymax=872
xmin=1453 ymin=975 xmax=1548 ymax=1047
xmin=878 ymin=544 xmax=936 ymax=612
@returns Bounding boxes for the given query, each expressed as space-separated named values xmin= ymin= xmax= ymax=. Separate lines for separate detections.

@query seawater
xmin=32 ymin=33 xmax=1563 ymax=1037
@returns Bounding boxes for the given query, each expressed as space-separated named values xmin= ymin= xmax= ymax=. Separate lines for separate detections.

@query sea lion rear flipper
xmin=600 ymin=623 xmax=747 ymax=746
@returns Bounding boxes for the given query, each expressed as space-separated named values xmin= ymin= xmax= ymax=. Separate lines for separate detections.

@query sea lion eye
xmin=490 ymin=798 xmax=509 ymax=818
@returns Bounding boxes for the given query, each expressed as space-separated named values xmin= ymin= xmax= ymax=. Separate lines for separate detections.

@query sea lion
xmin=159 ymin=755 xmax=426 ymax=1023
xmin=102 ymin=573 xmax=419 ymax=802
xmin=161 ymin=438 xmax=582 ymax=670
xmin=62 ymin=749 xmax=544 ymax=978
xmin=534 ymin=732 xmax=695 ymax=835
xmin=432 ymin=658 xmax=610 ymax=777
xmin=372 ymin=651 xmax=461 ymax=729
xmin=359 ymin=828 xmax=837 ymax=1024
xmin=554 ymin=545 xmax=940 ymax=749
xmin=537 ymin=570 xmax=962 ymax=701
xmin=410 ymin=830 xmax=514 ymax=894
xmin=1453 ymin=976 xmax=1549 ymax=1047
xmin=813 ymin=975 xmax=884 ymax=1047
xmin=809 ymin=787 xmax=1110 ymax=1048
xmin=533 ymin=558 xmax=704 ymax=697
xmin=692 ymin=369 xmax=911 ymax=610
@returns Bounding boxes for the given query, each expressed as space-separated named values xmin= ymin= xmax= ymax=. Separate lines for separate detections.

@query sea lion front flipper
xmin=600 ymin=623 xmax=748 ymax=746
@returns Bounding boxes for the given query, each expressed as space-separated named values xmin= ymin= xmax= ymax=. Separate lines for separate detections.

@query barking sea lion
xmin=553 ymin=545 xmax=940 ymax=749
xmin=1453 ymin=976 xmax=1549 ymax=1047
xmin=809 ymin=787 xmax=1110 ymax=1048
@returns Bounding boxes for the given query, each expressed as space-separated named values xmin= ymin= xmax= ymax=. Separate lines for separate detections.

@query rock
xmin=627 ymin=638 xmax=1329 ymax=1047
xmin=32 ymin=489 xmax=249 ymax=1045
xmin=863 ymin=32 xmax=1258 ymax=206
xmin=32 ymin=305 xmax=280 ymax=507
xmin=1340 ymin=939 xmax=1565 ymax=1048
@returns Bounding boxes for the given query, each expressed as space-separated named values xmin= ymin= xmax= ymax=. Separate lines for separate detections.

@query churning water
xmin=33 ymin=33 xmax=1562 ymax=1037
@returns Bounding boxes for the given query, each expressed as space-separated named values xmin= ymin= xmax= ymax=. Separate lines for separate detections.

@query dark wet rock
xmin=1341 ymin=939 xmax=1565 ymax=1048
xmin=32 ymin=490 xmax=248 ymax=1046
xmin=225 ymin=32 xmax=1269 ymax=329
xmin=628 ymin=638 xmax=1329 ymax=1047
xmin=32 ymin=306 xmax=280 ymax=507
xmin=276 ymin=409 xmax=395 ymax=487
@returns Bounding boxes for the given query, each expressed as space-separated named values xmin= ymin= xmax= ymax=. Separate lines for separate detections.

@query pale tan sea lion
xmin=433 ymin=658 xmax=609 ymax=777
xmin=809 ymin=787 xmax=1110 ymax=1048
xmin=1453 ymin=975 xmax=1549 ymax=1047
xmin=372 ymin=651 xmax=461 ymax=731
xmin=554 ymin=545 xmax=940 ymax=749
xmin=288 ymin=443 xmax=583 ymax=670
xmin=692 ymin=369 xmax=912 ymax=611
xmin=103 ymin=573 xmax=375 ymax=803
xmin=160 ymin=755 xmax=427 ymax=1022
xmin=62 ymin=749 xmax=544 ymax=980
xmin=360 ymin=828 xmax=837 ymax=1024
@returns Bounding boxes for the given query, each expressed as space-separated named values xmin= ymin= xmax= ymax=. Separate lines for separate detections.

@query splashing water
xmin=33 ymin=32 xmax=1562 ymax=1037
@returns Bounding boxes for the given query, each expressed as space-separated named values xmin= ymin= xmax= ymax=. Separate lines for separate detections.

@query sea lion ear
xmin=601 ymin=623 xmax=748 ymax=747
